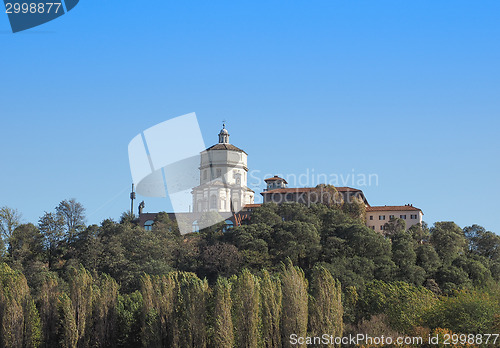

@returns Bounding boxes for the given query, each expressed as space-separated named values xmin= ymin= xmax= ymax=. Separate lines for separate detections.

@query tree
xmin=359 ymin=280 xmax=436 ymax=333
xmin=425 ymin=290 xmax=499 ymax=334
xmin=0 ymin=206 xmax=22 ymax=243
xmin=430 ymin=222 xmax=467 ymax=266
xmin=56 ymin=199 xmax=86 ymax=241
xmin=341 ymin=196 xmax=366 ymax=222
xmin=308 ymin=266 xmax=343 ymax=346
xmin=38 ymin=212 xmax=65 ymax=269
xmin=307 ymin=184 xmax=343 ymax=208
xmin=260 ymin=270 xmax=282 ymax=348
xmin=213 ymin=277 xmax=234 ymax=348
xmin=140 ymin=273 xmax=175 ymax=348
xmin=280 ymin=260 xmax=308 ymax=348
xmin=92 ymin=274 xmax=119 ymax=348
xmin=391 ymin=231 xmax=426 ymax=285
xmin=232 ymin=269 xmax=260 ymax=348
xmin=58 ymin=292 xmax=77 ymax=348
xmin=416 ymin=244 xmax=442 ymax=278
xmin=176 ymin=273 xmax=209 ymax=348
xmin=464 ymin=224 xmax=500 ymax=260
xmin=408 ymin=222 xmax=430 ymax=244
xmin=8 ymin=223 xmax=44 ymax=270
xmin=116 ymin=291 xmax=143 ymax=348
xmin=223 ymin=224 xmax=272 ymax=270
xmin=249 ymin=203 xmax=282 ymax=226
xmin=199 ymin=243 xmax=241 ymax=282
xmin=383 ymin=218 xmax=406 ymax=237
xmin=67 ymin=265 xmax=94 ymax=348
xmin=270 ymin=221 xmax=321 ymax=270
xmin=0 ymin=263 xmax=41 ymax=348
xmin=39 ymin=274 xmax=61 ymax=348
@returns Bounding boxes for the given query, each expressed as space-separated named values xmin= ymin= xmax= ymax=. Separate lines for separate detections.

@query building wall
xmin=365 ymin=210 xmax=423 ymax=232
xmin=193 ymin=148 xmax=254 ymax=213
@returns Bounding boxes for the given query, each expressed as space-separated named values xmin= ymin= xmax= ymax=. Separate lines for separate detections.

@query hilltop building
xmin=191 ymin=124 xmax=254 ymax=213
xmin=138 ymin=123 xmax=423 ymax=232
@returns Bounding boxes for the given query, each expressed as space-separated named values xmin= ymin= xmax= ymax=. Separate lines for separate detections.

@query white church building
xmin=191 ymin=124 xmax=255 ymax=213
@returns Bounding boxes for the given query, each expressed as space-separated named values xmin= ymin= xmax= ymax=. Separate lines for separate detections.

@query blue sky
xmin=1 ymin=1 xmax=499 ymax=233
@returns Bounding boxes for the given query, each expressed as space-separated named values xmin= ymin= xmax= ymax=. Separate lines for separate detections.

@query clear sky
xmin=1 ymin=1 xmax=499 ymax=233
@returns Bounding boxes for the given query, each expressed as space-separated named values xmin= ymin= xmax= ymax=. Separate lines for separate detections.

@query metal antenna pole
xmin=130 ymin=183 xmax=136 ymax=216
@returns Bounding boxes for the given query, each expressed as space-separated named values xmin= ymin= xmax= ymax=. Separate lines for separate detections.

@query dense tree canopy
xmin=0 ymin=200 xmax=498 ymax=347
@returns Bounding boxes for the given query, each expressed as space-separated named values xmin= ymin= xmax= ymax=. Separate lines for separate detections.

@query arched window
xmin=224 ymin=219 xmax=234 ymax=232
xmin=144 ymin=220 xmax=154 ymax=231
xmin=210 ymin=195 xmax=217 ymax=210
xmin=192 ymin=220 xmax=199 ymax=233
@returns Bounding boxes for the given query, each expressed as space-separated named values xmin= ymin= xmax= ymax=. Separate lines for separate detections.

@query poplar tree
xmin=212 ymin=277 xmax=234 ymax=348
xmin=280 ymin=260 xmax=308 ymax=348
xmin=140 ymin=273 xmax=176 ymax=348
xmin=0 ymin=263 xmax=41 ymax=348
xmin=308 ymin=266 xmax=343 ymax=347
xmin=232 ymin=269 xmax=260 ymax=348
xmin=67 ymin=266 xmax=93 ymax=348
xmin=39 ymin=274 xmax=61 ymax=348
xmin=92 ymin=274 xmax=119 ymax=348
xmin=260 ymin=269 xmax=282 ymax=348
xmin=59 ymin=293 xmax=77 ymax=348
xmin=176 ymin=273 xmax=209 ymax=348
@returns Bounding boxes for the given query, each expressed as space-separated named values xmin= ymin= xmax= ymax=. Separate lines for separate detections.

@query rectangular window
xmin=380 ymin=225 xmax=384 ymax=230
xmin=389 ymin=215 xmax=395 ymax=219
xmin=411 ymin=214 xmax=417 ymax=219
xmin=379 ymin=215 xmax=385 ymax=220
xmin=400 ymin=215 xmax=406 ymax=219
xmin=369 ymin=215 xmax=373 ymax=220
xmin=371 ymin=226 xmax=375 ymax=230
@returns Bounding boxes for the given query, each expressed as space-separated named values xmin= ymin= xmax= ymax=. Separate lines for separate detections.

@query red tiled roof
xmin=264 ymin=176 xmax=288 ymax=184
xmin=366 ymin=205 xmax=422 ymax=212
xmin=262 ymin=187 xmax=362 ymax=194
xmin=244 ymin=204 xmax=262 ymax=208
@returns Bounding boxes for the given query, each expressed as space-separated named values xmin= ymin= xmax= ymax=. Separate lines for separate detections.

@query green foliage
xmin=39 ymin=274 xmax=61 ymax=348
xmin=270 ymin=221 xmax=321 ymax=270
xmin=140 ymin=273 xmax=176 ymax=347
xmin=232 ymin=269 xmax=260 ymax=348
xmin=425 ymin=290 xmax=500 ymax=334
xmin=116 ymin=291 xmax=143 ymax=348
xmin=0 ymin=203 xmax=498 ymax=347
xmin=260 ymin=270 xmax=282 ymax=348
xmin=176 ymin=273 xmax=209 ymax=348
xmin=0 ymin=263 xmax=42 ymax=348
xmin=212 ymin=277 xmax=234 ymax=348
xmin=249 ymin=203 xmax=282 ymax=226
xmin=384 ymin=217 xmax=406 ymax=237
xmin=67 ymin=265 xmax=94 ymax=348
xmin=359 ymin=280 xmax=437 ymax=333
xmin=280 ymin=260 xmax=308 ymax=348
xmin=92 ymin=274 xmax=119 ymax=348
xmin=431 ymin=222 xmax=467 ymax=266
xmin=58 ymin=293 xmax=77 ymax=348
xmin=308 ymin=266 xmax=343 ymax=346
xmin=38 ymin=212 xmax=65 ymax=269
xmin=0 ymin=206 xmax=22 ymax=242
xmin=391 ymin=231 xmax=426 ymax=285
